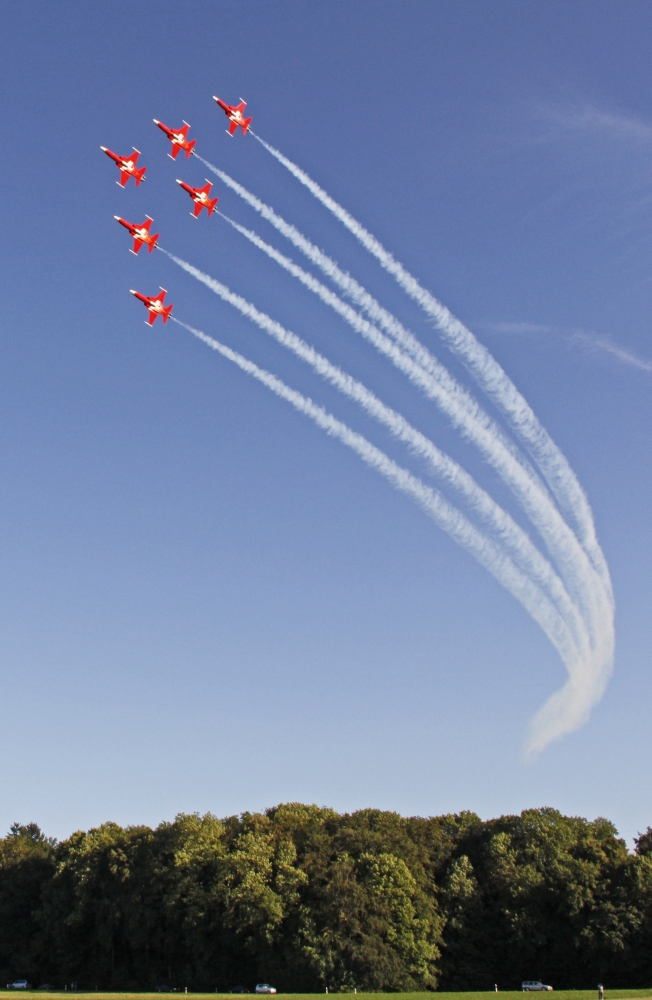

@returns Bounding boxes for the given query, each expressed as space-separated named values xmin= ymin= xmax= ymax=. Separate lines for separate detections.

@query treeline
xmin=1 ymin=806 xmax=652 ymax=992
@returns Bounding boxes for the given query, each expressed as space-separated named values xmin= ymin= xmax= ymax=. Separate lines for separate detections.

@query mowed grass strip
xmin=4 ymin=992 xmax=652 ymax=1000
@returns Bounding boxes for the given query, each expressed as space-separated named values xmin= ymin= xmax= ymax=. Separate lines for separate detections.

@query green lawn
xmin=3 ymin=992 xmax=651 ymax=1000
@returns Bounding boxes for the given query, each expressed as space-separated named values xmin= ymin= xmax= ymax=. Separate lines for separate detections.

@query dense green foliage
xmin=1 ymin=807 xmax=651 ymax=992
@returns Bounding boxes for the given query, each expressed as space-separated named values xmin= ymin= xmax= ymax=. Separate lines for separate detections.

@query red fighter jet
xmin=130 ymin=288 xmax=173 ymax=326
xmin=176 ymin=178 xmax=218 ymax=218
xmin=101 ymin=146 xmax=147 ymax=187
xmin=114 ymin=215 xmax=159 ymax=254
xmin=153 ymin=119 xmax=196 ymax=159
xmin=213 ymin=96 xmax=252 ymax=136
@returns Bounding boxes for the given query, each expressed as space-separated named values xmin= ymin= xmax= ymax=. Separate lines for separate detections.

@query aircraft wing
xmin=228 ymin=119 xmax=238 ymax=135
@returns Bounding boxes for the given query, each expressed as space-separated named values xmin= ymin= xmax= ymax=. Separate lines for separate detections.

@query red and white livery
xmin=176 ymin=178 xmax=219 ymax=218
xmin=213 ymin=96 xmax=252 ymax=136
xmin=101 ymin=146 xmax=147 ymax=187
xmin=130 ymin=288 xmax=173 ymax=326
xmin=114 ymin=215 xmax=159 ymax=254
xmin=153 ymin=119 xmax=196 ymax=159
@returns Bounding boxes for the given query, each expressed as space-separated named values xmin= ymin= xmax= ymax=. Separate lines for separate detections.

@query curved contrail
xmin=248 ymin=136 xmax=615 ymax=752
xmin=190 ymin=147 xmax=612 ymax=749
xmin=250 ymin=134 xmax=612 ymax=602
xmin=169 ymin=315 xmax=589 ymax=682
xmin=162 ymin=247 xmax=588 ymax=662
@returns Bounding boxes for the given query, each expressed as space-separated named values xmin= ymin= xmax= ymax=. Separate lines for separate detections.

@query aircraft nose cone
xmin=153 ymin=118 xmax=160 ymax=124
xmin=129 ymin=289 xmax=137 ymax=296
xmin=176 ymin=179 xmax=182 ymax=185
xmin=100 ymin=146 xmax=107 ymax=151
xmin=114 ymin=215 xmax=121 ymax=221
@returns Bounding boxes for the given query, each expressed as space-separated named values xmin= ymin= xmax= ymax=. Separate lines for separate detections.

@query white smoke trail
xmin=169 ymin=315 xmax=589 ymax=684
xmin=197 ymin=153 xmax=613 ymax=749
xmin=250 ymin=134 xmax=612 ymax=603
xmin=161 ymin=247 xmax=588 ymax=659
xmin=208 ymin=212 xmax=606 ymax=651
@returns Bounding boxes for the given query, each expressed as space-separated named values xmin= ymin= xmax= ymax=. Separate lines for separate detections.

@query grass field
xmin=2 ymin=991 xmax=651 ymax=1000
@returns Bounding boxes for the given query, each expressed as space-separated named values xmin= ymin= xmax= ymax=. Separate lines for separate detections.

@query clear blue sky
xmin=1 ymin=0 xmax=651 ymax=844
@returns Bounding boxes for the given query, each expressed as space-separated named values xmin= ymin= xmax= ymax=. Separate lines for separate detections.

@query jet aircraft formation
xmin=100 ymin=89 xmax=614 ymax=756
xmin=101 ymin=95 xmax=251 ymax=322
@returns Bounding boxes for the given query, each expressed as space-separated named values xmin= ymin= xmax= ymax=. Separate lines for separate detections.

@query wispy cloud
xmin=542 ymin=104 xmax=652 ymax=146
xmin=478 ymin=321 xmax=652 ymax=375
xmin=479 ymin=321 xmax=562 ymax=336
xmin=572 ymin=332 xmax=652 ymax=373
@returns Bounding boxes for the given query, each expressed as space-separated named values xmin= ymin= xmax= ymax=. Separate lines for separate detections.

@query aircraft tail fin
xmin=134 ymin=167 xmax=146 ymax=186
xmin=148 ymin=234 xmax=159 ymax=251
xmin=243 ymin=117 xmax=252 ymax=133
xmin=162 ymin=304 xmax=173 ymax=323
xmin=185 ymin=139 xmax=196 ymax=157
xmin=206 ymin=197 xmax=218 ymax=216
